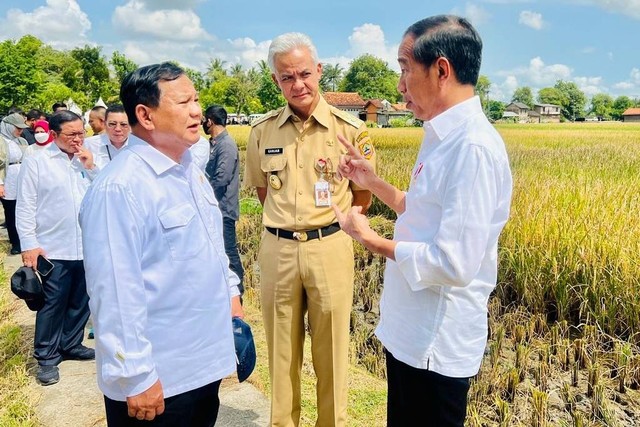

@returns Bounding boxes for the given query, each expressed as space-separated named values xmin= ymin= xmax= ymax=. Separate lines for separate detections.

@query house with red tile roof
xmin=622 ymin=108 xmax=640 ymax=122
xmin=322 ymin=92 xmax=366 ymax=118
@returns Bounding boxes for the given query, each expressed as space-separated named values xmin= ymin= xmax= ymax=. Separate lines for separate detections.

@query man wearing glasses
xmin=16 ymin=110 xmax=97 ymax=386
xmin=84 ymin=104 xmax=130 ymax=170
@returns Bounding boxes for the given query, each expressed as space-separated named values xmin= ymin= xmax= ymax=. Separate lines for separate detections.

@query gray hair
xmin=268 ymin=32 xmax=320 ymax=73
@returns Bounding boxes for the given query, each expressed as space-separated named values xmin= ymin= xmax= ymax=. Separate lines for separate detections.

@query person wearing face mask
xmin=24 ymin=120 xmax=54 ymax=157
xmin=0 ymin=113 xmax=29 ymax=255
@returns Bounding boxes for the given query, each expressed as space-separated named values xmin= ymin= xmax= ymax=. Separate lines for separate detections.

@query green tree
xmin=537 ymin=87 xmax=566 ymax=106
xmin=589 ymin=93 xmax=614 ymax=119
xmin=255 ymin=60 xmax=284 ymax=112
xmin=487 ymin=100 xmax=505 ymax=121
xmin=70 ymin=45 xmax=111 ymax=106
xmin=511 ymin=87 xmax=534 ymax=108
xmin=0 ymin=36 xmax=43 ymax=112
xmin=339 ymin=54 xmax=400 ymax=102
xmin=184 ymin=67 xmax=206 ymax=92
xmin=320 ymin=63 xmax=343 ymax=92
xmin=111 ymin=51 xmax=138 ymax=83
xmin=475 ymin=75 xmax=491 ymax=112
xmin=554 ymin=80 xmax=587 ymax=121
xmin=611 ymin=95 xmax=633 ymax=120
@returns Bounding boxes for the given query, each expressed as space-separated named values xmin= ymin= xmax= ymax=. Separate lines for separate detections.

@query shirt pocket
xmin=260 ymin=155 xmax=287 ymax=192
xmin=158 ymin=203 xmax=204 ymax=261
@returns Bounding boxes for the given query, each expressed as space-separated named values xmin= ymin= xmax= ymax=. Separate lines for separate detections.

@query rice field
xmin=230 ymin=122 xmax=640 ymax=425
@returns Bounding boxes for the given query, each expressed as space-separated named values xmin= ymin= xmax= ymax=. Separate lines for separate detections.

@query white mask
xmin=35 ymin=132 xmax=49 ymax=144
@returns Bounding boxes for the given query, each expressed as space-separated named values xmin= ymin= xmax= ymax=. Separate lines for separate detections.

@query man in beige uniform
xmin=244 ymin=32 xmax=376 ymax=427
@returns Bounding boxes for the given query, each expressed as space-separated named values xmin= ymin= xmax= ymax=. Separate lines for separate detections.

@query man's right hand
xmin=336 ymin=135 xmax=377 ymax=189
xmin=22 ymin=248 xmax=45 ymax=270
xmin=127 ymin=380 xmax=165 ymax=421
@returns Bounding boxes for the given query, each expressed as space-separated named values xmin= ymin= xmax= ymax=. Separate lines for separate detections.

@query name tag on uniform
xmin=265 ymin=148 xmax=283 ymax=155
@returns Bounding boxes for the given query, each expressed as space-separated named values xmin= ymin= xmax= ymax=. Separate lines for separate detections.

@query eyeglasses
xmin=107 ymin=121 xmax=130 ymax=129
xmin=60 ymin=131 xmax=86 ymax=139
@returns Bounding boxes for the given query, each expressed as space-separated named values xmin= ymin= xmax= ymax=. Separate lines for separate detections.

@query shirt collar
xmin=425 ymin=96 xmax=483 ymax=142
xmin=127 ymin=134 xmax=193 ymax=176
xmin=276 ymin=94 xmax=330 ymax=129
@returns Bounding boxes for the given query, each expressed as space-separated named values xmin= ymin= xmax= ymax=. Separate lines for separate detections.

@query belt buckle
xmin=293 ymin=231 xmax=308 ymax=242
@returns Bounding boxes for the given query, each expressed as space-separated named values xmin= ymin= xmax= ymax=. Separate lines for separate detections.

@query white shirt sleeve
xmin=81 ymin=183 xmax=159 ymax=397
xmin=394 ymin=145 xmax=501 ymax=290
xmin=16 ymin=156 xmax=40 ymax=251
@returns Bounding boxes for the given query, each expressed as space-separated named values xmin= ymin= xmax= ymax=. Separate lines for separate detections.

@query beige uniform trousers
xmin=258 ymin=229 xmax=354 ymax=427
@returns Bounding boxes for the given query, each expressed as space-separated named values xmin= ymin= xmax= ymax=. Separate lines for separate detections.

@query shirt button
xmin=298 ymin=191 xmax=303 ymax=195
xmin=298 ymin=163 xmax=303 ymax=168
xmin=300 ymin=136 xmax=305 ymax=142
xmin=297 ymin=216 xmax=302 ymax=221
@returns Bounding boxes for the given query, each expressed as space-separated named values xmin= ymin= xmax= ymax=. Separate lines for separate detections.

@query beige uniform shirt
xmin=245 ymin=95 xmax=376 ymax=230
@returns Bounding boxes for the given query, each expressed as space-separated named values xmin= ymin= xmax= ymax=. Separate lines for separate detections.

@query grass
xmin=230 ymin=122 xmax=640 ymax=425
xmin=0 ymin=254 xmax=37 ymax=426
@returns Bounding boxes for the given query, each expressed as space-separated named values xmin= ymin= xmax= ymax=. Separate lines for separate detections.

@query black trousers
xmin=222 ymin=216 xmax=244 ymax=295
xmin=104 ymin=380 xmax=222 ymax=427
xmin=34 ymin=260 xmax=90 ymax=365
xmin=2 ymin=198 xmax=20 ymax=249
xmin=385 ymin=349 xmax=470 ymax=427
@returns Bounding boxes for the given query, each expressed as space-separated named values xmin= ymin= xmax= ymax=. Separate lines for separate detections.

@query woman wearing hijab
xmin=0 ymin=113 xmax=29 ymax=254
xmin=24 ymin=120 xmax=54 ymax=158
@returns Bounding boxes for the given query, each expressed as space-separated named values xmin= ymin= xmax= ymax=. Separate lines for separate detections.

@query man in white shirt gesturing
xmin=333 ymin=15 xmax=513 ymax=427
xmin=80 ymin=62 xmax=243 ymax=427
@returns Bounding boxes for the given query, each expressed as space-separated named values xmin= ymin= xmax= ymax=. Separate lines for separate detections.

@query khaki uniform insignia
xmin=358 ymin=141 xmax=373 ymax=159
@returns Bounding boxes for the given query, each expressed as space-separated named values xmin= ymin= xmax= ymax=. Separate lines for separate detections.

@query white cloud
xmin=0 ymin=0 xmax=91 ymax=49
xmin=138 ymin=0 xmax=203 ymax=10
xmin=500 ymin=56 xmax=572 ymax=88
xmin=574 ymin=76 xmax=606 ymax=97
xmin=451 ymin=3 xmax=491 ymax=26
xmin=113 ymin=0 xmax=210 ymax=41
xmin=631 ymin=67 xmax=640 ymax=83
xmin=346 ymin=23 xmax=399 ymax=70
xmin=574 ymin=0 xmax=640 ymax=20
xmin=519 ymin=10 xmax=545 ymax=29
xmin=611 ymin=68 xmax=640 ymax=94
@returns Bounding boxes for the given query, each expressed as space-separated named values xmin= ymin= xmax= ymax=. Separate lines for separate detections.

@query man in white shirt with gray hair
xmin=80 ymin=62 xmax=243 ymax=427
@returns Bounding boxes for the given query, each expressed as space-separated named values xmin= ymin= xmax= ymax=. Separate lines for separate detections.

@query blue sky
xmin=1 ymin=0 xmax=639 ymax=102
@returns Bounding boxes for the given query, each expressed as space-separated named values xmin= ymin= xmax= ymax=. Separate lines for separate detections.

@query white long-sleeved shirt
xmin=16 ymin=142 xmax=91 ymax=260
xmin=83 ymin=133 xmax=129 ymax=171
xmin=79 ymin=134 xmax=239 ymax=401
xmin=375 ymin=96 xmax=513 ymax=378
xmin=189 ymin=136 xmax=209 ymax=171
xmin=4 ymin=138 xmax=24 ymax=200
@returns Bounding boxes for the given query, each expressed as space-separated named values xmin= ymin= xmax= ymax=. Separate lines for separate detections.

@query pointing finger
xmin=331 ymin=204 xmax=345 ymax=224
xmin=337 ymin=134 xmax=359 ymax=157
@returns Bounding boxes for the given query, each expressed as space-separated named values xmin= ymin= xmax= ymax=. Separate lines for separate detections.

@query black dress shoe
xmin=61 ymin=345 xmax=95 ymax=361
xmin=10 ymin=246 xmax=20 ymax=255
xmin=37 ymin=365 xmax=59 ymax=386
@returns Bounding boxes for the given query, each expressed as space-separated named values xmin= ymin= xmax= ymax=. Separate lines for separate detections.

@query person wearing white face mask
xmin=24 ymin=120 xmax=54 ymax=158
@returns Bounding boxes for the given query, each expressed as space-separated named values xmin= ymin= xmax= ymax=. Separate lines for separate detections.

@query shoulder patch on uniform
xmin=250 ymin=108 xmax=282 ymax=127
xmin=330 ymin=107 xmax=363 ymax=129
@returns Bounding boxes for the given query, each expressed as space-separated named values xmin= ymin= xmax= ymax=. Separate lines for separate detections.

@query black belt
xmin=9 ymin=162 xmax=21 ymax=165
xmin=266 ymin=223 xmax=341 ymax=242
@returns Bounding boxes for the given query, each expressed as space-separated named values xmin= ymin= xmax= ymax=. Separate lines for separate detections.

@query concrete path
xmin=2 ymin=225 xmax=270 ymax=426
